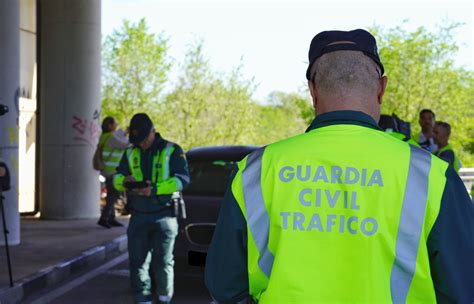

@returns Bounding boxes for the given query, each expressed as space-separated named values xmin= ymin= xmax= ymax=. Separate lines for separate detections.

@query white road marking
xmin=29 ymin=253 xmax=128 ymax=304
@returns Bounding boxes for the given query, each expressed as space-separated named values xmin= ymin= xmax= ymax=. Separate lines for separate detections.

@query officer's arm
xmin=113 ymin=151 xmax=131 ymax=191
xmin=155 ymin=144 xmax=190 ymax=195
xmin=427 ymin=167 xmax=474 ymax=302
xmin=205 ymin=169 xmax=249 ymax=303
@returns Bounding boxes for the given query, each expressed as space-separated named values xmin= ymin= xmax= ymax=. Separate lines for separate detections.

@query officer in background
xmin=433 ymin=121 xmax=461 ymax=172
xmin=417 ymin=109 xmax=438 ymax=152
xmin=97 ymin=116 xmax=129 ymax=228
xmin=205 ymin=29 xmax=474 ymax=303
xmin=114 ymin=113 xmax=190 ymax=304
xmin=378 ymin=114 xmax=419 ymax=147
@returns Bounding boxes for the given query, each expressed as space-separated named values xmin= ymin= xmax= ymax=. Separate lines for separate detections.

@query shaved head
xmin=310 ymin=51 xmax=381 ymax=100
xmin=308 ymin=50 xmax=388 ymax=121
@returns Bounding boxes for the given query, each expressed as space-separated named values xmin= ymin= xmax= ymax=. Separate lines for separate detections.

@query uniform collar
xmin=151 ymin=132 xmax=166 ymax=150
xmin=306 ymin=110 xmax=381 ymax=132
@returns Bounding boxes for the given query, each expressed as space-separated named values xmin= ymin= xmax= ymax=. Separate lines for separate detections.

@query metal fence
xmin=459 ymin=168 xmax=474 ymax=200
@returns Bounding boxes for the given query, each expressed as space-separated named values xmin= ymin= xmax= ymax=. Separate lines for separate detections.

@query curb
xmin=0 ymin=235 xmax=127 ymax=304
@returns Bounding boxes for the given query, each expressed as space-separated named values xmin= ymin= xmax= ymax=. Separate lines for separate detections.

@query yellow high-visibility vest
xmin=114 ymin=143 xmax=183 ymax=195
xmin=434 ymin=144 xmax=461 ymax=172
xmin=232 ymin=124 xmax=447 ymax=303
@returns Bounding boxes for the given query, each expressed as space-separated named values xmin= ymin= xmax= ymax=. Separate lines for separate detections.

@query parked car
xmin=175 ymin=145 xmax=258 ymax=267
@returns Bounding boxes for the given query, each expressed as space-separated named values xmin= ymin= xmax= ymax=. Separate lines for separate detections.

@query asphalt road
xmin=26 ymin=253 xmax=212 ymax=304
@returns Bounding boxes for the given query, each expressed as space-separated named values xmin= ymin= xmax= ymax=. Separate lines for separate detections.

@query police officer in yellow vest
xmin=433 ymin=121 xmax=461 ymax=173
xmin=114 ymin=113 xmax=190 ymax=304
xmin=205 ymin=30 xmax=474 ymax=303
xmin=98 ymin=116 xmax=129 ymax=228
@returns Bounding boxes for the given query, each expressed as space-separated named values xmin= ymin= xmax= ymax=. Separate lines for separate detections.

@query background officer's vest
xmin=99 ymin=132 xmax=125 ymax=175
xmin=126 ymin=143 xmax=175 ymax=185
xmin=232 ymin=124 xmax=448 ymax=303
xmin=434 ymin=144 xmax=461 ymax=172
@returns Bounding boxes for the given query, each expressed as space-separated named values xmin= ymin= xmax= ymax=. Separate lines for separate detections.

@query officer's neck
xmin=315 ymin=94 xmax=380 ymax=122
xmin=317 ymin=104 xmax=378 ymax=122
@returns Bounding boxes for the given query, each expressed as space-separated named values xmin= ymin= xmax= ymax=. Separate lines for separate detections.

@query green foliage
xmin=101 ymin=19 xmax=473 ymax=168
xmin=371 ymin=23 xmax=474 ymax=166
xmin=155 ymin=40 xmax=259 ymax=150
xmin=102 ymin=19 xmax=171 ymax=127
xmin=254 ymin=91 xmax=313 ymax=145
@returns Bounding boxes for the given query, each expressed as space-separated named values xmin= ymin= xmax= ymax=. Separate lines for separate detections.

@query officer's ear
xmin=308 ymin=80 xmax=318 ymax=110
xmin=377 ymin=75 xmax=388 ymax=105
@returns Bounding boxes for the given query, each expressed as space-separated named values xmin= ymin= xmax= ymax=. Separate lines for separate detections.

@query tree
xmin=102 ymin=19 xmax=171 ymax=126
xmin=254 ymin=91 xmax=313 ymax=145
xmin=371 ymin=23 xmax=474 ymax=166
xmin=156 ymin=40 xmax=258 ymax=150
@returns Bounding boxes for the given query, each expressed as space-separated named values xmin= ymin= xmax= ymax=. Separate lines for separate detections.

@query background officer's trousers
xmin=127 ymin=212 xmax=178 ymax=303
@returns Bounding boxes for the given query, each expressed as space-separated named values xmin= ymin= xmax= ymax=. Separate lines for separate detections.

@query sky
xmin=102 ymin=0 xmax=473 ymax=101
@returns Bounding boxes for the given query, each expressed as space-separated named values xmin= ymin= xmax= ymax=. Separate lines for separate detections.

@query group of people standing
xmin=93 ymin=28 xmax=472 ymax=304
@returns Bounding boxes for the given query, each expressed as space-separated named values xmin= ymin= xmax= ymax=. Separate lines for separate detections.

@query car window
xmin=184 ymin=160 xmax=236 ymax=196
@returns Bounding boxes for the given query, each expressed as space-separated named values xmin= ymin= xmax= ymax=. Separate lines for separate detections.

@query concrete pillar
xmin=39 ymin=0 xmax=101 ymax=219
xmin=0 ymin=0 xmax=20 ymax=245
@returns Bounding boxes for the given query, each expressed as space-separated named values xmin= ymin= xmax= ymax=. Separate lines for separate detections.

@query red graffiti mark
xmin=72 ymin=115 xmax=100 ymax=147
xmin=72 ymin=116 xmax=87 ymax=134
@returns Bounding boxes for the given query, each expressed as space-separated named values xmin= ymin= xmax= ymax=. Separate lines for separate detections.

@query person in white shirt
xmin=417 ymin=109 xmax=438 ymax=152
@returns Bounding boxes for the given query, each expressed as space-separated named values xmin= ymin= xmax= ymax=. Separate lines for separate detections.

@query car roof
xmin=186 ymin=145 xmax=260 ymax=161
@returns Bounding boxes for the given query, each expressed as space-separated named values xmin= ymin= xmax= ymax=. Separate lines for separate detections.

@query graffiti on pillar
xmin=93 ymin=109 xmax=101 ymax=121
xmin=71 ymin=115 xmax=100 ymax=148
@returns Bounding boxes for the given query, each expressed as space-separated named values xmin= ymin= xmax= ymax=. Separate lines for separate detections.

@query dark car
xmin=175 ymin=145 xmax=258 ymax=267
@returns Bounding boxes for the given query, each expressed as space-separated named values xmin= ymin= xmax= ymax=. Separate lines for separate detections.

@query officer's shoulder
xmin=163 ymin=139 xmax=184 ymax=152
xmin=440 ymin=149 xmax=455 ymax=158
xmin=239 ymin=135 xmax=303 ymax=165
xmin=126 ymin=145 xmax=136 ymax=152
xmin=428 ymin=149 xmax=450 ymax=176
xmin=371 ymin=129 xmax=422 ymax=151
xmin=265 ymin=132 xmax=309 ymax=150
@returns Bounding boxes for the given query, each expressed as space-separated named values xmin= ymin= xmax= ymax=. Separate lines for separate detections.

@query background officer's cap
xmin=129 ymin=113 xmax=153 ymax=145
xmin=306 ymin=29 xmax=384 ymax=80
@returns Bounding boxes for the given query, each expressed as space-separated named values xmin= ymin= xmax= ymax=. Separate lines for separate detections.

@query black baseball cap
xmin=129 ymin=113 xmax=153 ymax=145
xmin=306 ymin=29 xmax=384 ymax=80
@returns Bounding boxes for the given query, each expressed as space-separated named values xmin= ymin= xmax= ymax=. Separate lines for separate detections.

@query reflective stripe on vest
xmin=100 ymin=133 xmax=124 ymax=174
xmin=160 ymin=143 xmax=174 ymax=181
xmin=242 ymin=147 xmax=274 ymax=278
xmin=127 ymin=148 xmax=144 ymax=182
xmin=390 ymin=146 xmax=431 ymax=303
